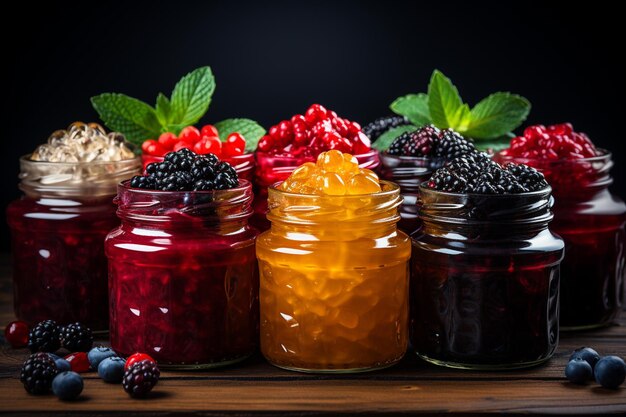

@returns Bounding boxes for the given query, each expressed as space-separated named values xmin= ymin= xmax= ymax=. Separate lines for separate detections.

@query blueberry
xmin=98 ymin=356 xmax=126 ymax=383
xmin=54 ymin=358 xmax=71 ymax=373
xmin=52 ymin=371 xmax=83 ymax=400
xmin=594 ymin=356 xmax=626 ymax=389
xmin=565 ymin=358 xmax=593 ymax=384
xmin=569 ymin=347 xmax=601 ymax=370
xmin=88 ymin=346 xmax=117 ymax=369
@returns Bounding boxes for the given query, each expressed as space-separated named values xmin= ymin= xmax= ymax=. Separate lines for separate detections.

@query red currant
xmin=257 ymin=136 xmax=273 ymax=152
xmin=304 ymin=104 xmax=328 ymax=125
xmin=194 ymin=137 xmax=222 ymax=156
xmin=201 ymin=124 xmax=219 ymax=139
xmin=352 ymin=132 xmax=371 ymax=155
xmin=226 ymin=132 xmax=246 ymax=150
xmin=179 ymin=126 xmax=201 ymax=143
xmin=222 ymin=141 xmax=244 ymax=157
xmin=125 ymin=353 xmax=156 ymax=371
xmin=158 ymin=132 xmax=178 ymax=150
xmin=65 ymin=352 xmax=91 ymax=373
xmin=142 ymin=140 xmax=167 ymax=156
xmin=4 ymin=321 xmax=29 ymax=348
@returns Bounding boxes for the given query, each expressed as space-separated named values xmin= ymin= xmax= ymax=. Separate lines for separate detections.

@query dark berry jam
xmin=495 ymin=150 xmax=626 ymax=330
xmin=7 ymin=156 xmax=140 ymax=331
xmin=141 ymin=152 xmax=255 ymax=181
xmin=252 ymin=149 xmax=380 ymax=231
xmin=106 ymin=180 xmax=259 ymax=368
xmin=411 ymin=186 xmax=564 ymax=369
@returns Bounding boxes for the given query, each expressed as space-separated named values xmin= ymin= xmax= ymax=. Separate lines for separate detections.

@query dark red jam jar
xmin=378 ymin=152 xmax=445 ymax=235
xmin=105 ymin=180 xmax=259 ymax=369
xmin=410 ymin=185 xmax=564 ymax=369
xmin=495 ymin=151 xmax=626 ymax=330
xmin=252 ymin=149 xmax=380 ymax=230
xmin=7 ymin=156 xmax=141 ymax=331
xmin=142 ymin=152 xmax=255 ymax=181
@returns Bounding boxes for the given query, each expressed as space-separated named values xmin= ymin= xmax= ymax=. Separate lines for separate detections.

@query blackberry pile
xmin=427 ymin=153 xmax=548 ymax=194
xmin=387 ymin=125 xmax=476 ymax=158
xmin=28 ymin=320 xmax=61 ymax=353
xmin=20 ymin=352 xmax=58 ymax=394
xmin=130 ymin=149 xmax=239 ymax=191
xmin=362 ymin=116 xmax=411 ymax=141
xmin=60 ymin=323 xmax=93 ymax=352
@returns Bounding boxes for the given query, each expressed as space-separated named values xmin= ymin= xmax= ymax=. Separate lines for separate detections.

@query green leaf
xmin=214 ymin=118 xmax=267 ymax=152
xmin=165 ymin=123 xmax=187 ymax=136
xmin=390 ymin=93 xmax=431 ymax=126
xmin=471 ymin=132 xmax=515 ymax=152
xmin=452 ymin=103 xmax=472 ymax=133
xmin=170 ymin=66 xmax=216 ymax=126
xmin=465 ymin=92 xmax=531 ymax=139
xmin=155 ymin=93 xmax=172 ymax=126
xmin=91 ymin=93 xmax=162 ymax=145
xmin=371 ymin=125 xmax=417 ymax=151
xmin=427 ymin=70 xmax=465 ymax=129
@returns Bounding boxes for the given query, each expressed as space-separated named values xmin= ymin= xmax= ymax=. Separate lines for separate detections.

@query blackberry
xmin=130 ymin=175 xmax=156 ymax=189
xmin=428 ymin=168 xmax=467 ymax=192
xmin=191 ymin=157 xmax=216 ymax=181
xmin=122 ymin=359 xmax=160 ymax=398
xmin=505 ymin=163 xmax=548 ymax=191
xmin=60 ymin=323 xmax=93 ymax=352
xmin=434 ymin=129 xmax=476 ymax=159
xmin=20 ymin=352 xmax=58 ymax=394
xmin=28 ymin=320 xmax=61 ymax=353
xmin=161 ymin=172 xmax=193 ymax=191
xmin=193 ymin=179 xmax=215 ymax=191
xmin=387 ymin=131 xmax=412 ymax=155
xmin=164 ymin=148 xmax=194 ymax=171
xmin=362 ymin=115 xmax=411 ymax=141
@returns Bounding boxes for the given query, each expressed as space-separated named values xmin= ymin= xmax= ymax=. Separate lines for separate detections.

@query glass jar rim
xmin=20 ymin=153 xmax=141 ymax=167
xmin=418 ymin=183 xmax=553 ymax=199
xmin=118 ymin=178 xmax=253 ymax=196
xmin=269 ymin=179 xmax=400 ymax=199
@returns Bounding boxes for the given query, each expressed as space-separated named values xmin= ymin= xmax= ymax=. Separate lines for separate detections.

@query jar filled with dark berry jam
xmin=411 ymin=185 xmax=564 ymax=370
xmin=7 ymin=156 xmax=141 ymax=330
xmin=106 ymin=180 xmax=259 ymax=369
xmin=496 ymin=151 xmax=626 ymax=330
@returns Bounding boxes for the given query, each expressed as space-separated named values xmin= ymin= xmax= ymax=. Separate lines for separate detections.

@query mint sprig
xmin=388 ymin=69 xmax=530 ymax=150
xmin=91 ymin=66 xmax=265 ymax=148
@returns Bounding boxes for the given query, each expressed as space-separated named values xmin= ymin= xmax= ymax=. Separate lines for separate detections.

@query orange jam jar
xmin=256 ymin=151 xmax=411 ymax=373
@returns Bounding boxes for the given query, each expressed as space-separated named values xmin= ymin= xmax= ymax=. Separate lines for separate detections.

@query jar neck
xmin=266 ymin=181 xmax=402 ymax=239
xmin=115 ymin=180 xmax=254 ymax=233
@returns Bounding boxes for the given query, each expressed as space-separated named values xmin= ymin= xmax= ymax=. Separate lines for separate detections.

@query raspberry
xmin=28 ymin=320 xmax=61 ymax=353
xmin=122 ymin=360 xmax=160 ymax=398
xmin=362 ymin=116 xmax=411 ymax=141
xmin=60 ymin=323 xmax=93 ymax=352
xmin=20 ymin=352 xmax=58 ymax=395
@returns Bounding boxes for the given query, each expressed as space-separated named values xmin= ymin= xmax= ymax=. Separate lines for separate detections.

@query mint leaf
xmin=390 ymin=93 xmax=431 ymax=126
xmin=91 ymin=93 xmax=162 ymax=144
xmin=214 ymin=118 xmax=267 ymax=152
xmin=465 ymin=93 xmax=531 ymax=139
xmin=452 ymin=103 xmax=472 ymax=133
xmin=427 ymin=70 xmax=465 ymax=129
xmin=165 ymin=124 xmax=186 ymax=136
xmin=471 ymin=133 xmax=514 ymax=152
xmin=371 ymin=125 xmax=417 ymax=151
xmin=155 ymin=93 xmax=172 ymax=126
xmin=170 ymin=66 xmax=215 ymax=126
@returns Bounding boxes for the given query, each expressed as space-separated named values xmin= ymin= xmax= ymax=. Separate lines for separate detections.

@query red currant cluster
xmin=503 ymin=123 xmax=599 ymax=160
xmin=257 ymin=104 xmax=371 ymax=157
xmin=141 ymin=125 xmax=246 ymax=158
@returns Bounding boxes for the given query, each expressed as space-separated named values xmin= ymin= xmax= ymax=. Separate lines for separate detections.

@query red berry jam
xmin=4 ymin=321 xmax=29 ymax=348
xmin=411 ymin=185 xmax=564 ymax=369
xmin=106 ymin=180 xmax=259 ymax=368
xmin=7 ymin=156 xmax=141 ymax=331
xmin=496 ymin=124 xmax=626 ymax=330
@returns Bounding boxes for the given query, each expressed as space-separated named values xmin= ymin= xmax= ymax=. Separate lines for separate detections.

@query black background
xmin=3 ymin=1 xmax=625 ymax=250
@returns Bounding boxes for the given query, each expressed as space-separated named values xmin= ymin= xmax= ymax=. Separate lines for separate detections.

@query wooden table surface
xmin=1 ymin=257 xmax=625 ymax=416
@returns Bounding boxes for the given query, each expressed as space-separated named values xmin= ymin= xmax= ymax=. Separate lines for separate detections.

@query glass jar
xmin=252 ymin=150 xmax=380 ymax=231
xmin=495 ymin=151 xmax=626 ymax=330
xmin=105 ymin=180 xmax=259 ymax=369
xmin=257 ymin=181 xmax=410 ymax=373
xmin=6 ymin=155 xmax=141 ymax=331
xmin=142 ymin=153 xmax=255 ymax=181
xmin=411 ymin=186 xmax=564 ymax=369
xmin=378 ymin=152 xmax=445 ymax=235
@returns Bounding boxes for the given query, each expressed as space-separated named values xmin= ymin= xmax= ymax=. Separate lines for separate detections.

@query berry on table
xmin=565 ymin=358 xmax=593 ymax=384
xmin=98 ymin=356 xmax=126 ymax=383
xmin=53 ymin=356 xmax=71 ymax=373
xmin=28 ymin=320 xmax=61 ymax=353
xmin=88 ymin=346 xmax=117 ymax=369
xmin=64 ymin=352 xmax=91 ymax=373
xmin=20 ymin=352 xmax=58 ymax=395
xmin=122 ymin=359 xmax=160 ymax=398
xmin=5 ymin=320 xmax=29 ymax=348
xmin=569 ymin=347 xmax=601 ymax=370
xmin=60 ymin=322 xmax=93 ymax=352
xmin=125 ymin=352 xmax=156 ymax=371
xmin=594 ymin=356 xmax=626 ymax=389
xmin=52 ymin=371 xmax=83 ymax=400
